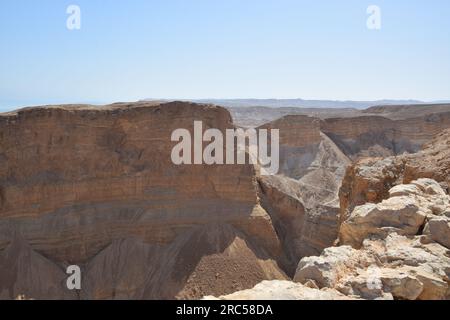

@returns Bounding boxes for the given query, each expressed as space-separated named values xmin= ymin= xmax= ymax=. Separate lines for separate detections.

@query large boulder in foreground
xmin=340 ymin=179 xmax=450 ymax=247
xmin=339 ymin=129 xmax=450 ymax=225
xmin=294 ymin=233 xmax=450 ymax=300
xmin=203 ymin=280 xmax=351 ymax=300
xmin=425 ymin=217 xmax=450 ymax=249
xmin=294 ymin=178 xmax=450 ymax=300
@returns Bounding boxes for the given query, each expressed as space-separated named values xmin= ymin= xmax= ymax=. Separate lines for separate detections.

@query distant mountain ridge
xmin=227 ymin=103 xmax=450 ymax=128
xmin=144 ymin=98 xmax=450 ymax=110
xmin=3 ymin=99 xmax=450 ymax=113
xmin=189 ymin=99 xmax=427 ymax=109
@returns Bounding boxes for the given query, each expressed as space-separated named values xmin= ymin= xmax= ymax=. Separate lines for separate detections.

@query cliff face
xmin=215 ymin=130 xmax=450 ymax=301
xmin=322 ymin=112 xmax=450 ymax=159
xmin=259 ymin=115 xmax=322 ymax=148
xmin=2 ymin=101 xmax=449 ymax=300
xmin=255 ymin=116 xmax=350 ymax=270
xmin=0 ymin=102 xmax=287 ymax=299
xmin=249 ymin=112 xmax=450 ymax=283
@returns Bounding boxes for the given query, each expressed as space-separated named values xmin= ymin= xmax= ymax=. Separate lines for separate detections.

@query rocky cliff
xmin=253 ymin=112 xmax=450 ymax=268
xmin=256 ymin=115 xmax=350 ymax=270
xmin=214 ymin=181 xmax=450 ymax=301
xmin=214 ymin=129 xmax=450 ymax=300
xmin=1 ymin=101 xmax=449 ymax=300
xmin=0 ymin=102 xmax=287 ymax=299
xmin=322 ymin=112 xmax=450 ymax=159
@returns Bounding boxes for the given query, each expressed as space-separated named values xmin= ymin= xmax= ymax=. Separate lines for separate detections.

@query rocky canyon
xmin=1 ymin=101 xmax=449 ymax=300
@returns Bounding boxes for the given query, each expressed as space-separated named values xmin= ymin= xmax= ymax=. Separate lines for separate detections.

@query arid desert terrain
xmin=0 ymin=101 xmax=449 ymax=300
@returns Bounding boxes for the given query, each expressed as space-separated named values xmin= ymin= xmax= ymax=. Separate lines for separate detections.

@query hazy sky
xmin=1 ymin=0 xmax=450 ymax=111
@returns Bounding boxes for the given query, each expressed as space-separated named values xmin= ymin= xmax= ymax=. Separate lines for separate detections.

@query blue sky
xmin=0 ymin=0 xmax=449 ymax=111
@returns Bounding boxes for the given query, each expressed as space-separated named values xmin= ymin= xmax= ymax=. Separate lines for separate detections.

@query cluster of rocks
xmin=212 ymin=178 xmax=450 ymax=300
xmin=209 ymin=130 xmax=450 ymax=301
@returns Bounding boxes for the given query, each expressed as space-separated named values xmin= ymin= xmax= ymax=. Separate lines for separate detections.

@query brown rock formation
xmin=258 ymin=175 xmax=340 ymax=274
xmin=256 ymin=116 xmax=350 ymax=270
xmin=0 ymin=101 xmax=287 ymax=299
xmin=259 ymin=115 xmax=322 ymax=148
xmin=362 ymin=103 xmax=450 ymax=120
xmin=2 ymin=101 xmax=450 ymax=300
xmin=322 ymin=112 xmax=450 ymax=159
xmin=228 ymin=103 xmax=450 ymax=128
xmin=255 ymin=112 xmax=450 ymax=271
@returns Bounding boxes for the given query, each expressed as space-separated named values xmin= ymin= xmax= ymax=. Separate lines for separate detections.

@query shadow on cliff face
xmin=153 ymin=223 xmax=287 ymax=299
xmin=257 ymin=177 xmax=341 ymax=277
xmin=0 ymin=237 xmax=77 ymax=300
xmin=80 ymin=223 xmax=287 ymax=300
xmin=323 ymin=130 xmax=418 ymax=159
xmin=0 ymin=186 xmax=4 ymax=210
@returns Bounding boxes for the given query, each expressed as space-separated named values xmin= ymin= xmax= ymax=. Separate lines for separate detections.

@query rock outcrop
xmin=2 ymin=101 xmax=450 ymax=300
xmin=294 ymin=179 xmax=450 ymax=300
xmin=295 ymin=233 xmax=450 ymax=300
xmin=204 ymin=280 xmax=351 ymax=300
xmin=339 ymin=129 xmax=450 ymax=224
xmin=0 ymin=102 xmax=287 ymax=299
xmin=254 ymin=113 xmax=450 ymax=274
xmin=213 ymin=127 xmax=450 ymax=301
xmin=258 ymin=175 xmax=340 ymax=274
xmin=209 ymin=178 xmax=450 ymax=300
xmin=340 ymin=179 xmax=450 ymax=247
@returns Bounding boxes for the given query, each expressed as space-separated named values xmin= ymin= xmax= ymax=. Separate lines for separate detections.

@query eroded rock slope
xmin=216 ymin=130 xmax=450 ymax=300
xmin=0 ymin=102 xmax=287 ymax=299
xmin=256 ymin=111 xmax=450 ymax=271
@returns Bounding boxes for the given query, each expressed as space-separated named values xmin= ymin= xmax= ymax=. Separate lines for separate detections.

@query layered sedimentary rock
xmin=2 ymin=101 xmax=450 ymax=300
xmin=259 ymin=115 xmax=322 ymax=149
xmin=363 ymin=103 xmax=450 ymax=120
xmin=228 ymin=103 xmax=450 ymax=128
xmin=322 ymin=112 xmax=450 ymax=159
xmin=258 ymin=175 xmax=340 ymax=274
xmin=256 ymin=116 xmax=350 ymax=269
xmin=259 ymin=115 xmax=349 ymax=184
xmin=0 ymin=102 xmax=287 ymax=299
